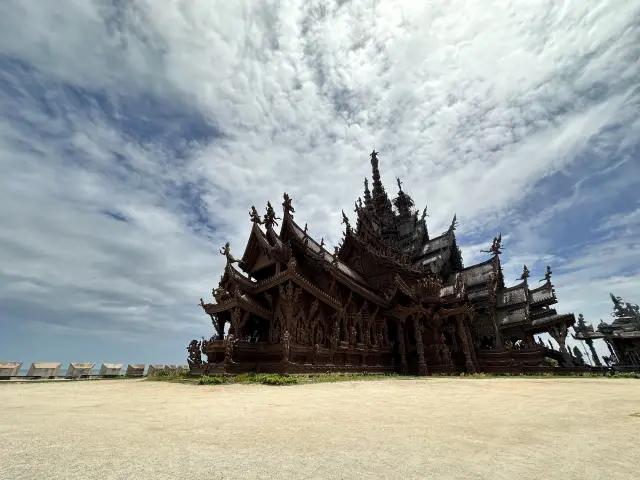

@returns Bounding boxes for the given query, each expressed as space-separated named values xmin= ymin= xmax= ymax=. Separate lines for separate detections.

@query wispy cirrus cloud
xmin=0 ymin=0 xmax=638 ymax=364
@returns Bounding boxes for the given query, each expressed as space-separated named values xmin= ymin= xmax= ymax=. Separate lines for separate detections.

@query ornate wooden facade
xmin=188 ymin=151 xmax=578 ymax=375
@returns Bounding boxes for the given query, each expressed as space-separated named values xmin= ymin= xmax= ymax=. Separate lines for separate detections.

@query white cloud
xmin=0 ymin=0 xmax=639 ymax=362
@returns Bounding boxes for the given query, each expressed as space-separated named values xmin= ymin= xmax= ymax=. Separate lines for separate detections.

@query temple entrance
xmin=480 ymin=335 xmax=495 ymax=349
xmin=404 ymin=317 xmax=419 ymax=374
xmin=241 ymin=315 xmax=269 ymax=343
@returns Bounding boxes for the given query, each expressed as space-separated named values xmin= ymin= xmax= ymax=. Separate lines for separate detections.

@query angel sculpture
xmin=480 ymin=233 xmax=503 ymax=256
xmin=540 ymin=265 xmax=552 ymax=283
xmin=249 ymin=206 xmax=263 ymax=224
xmin=282 ymin=193 xmax=295 ymax=216
xmin=264 ymin=201 xmax=281 ymax=226
xmin=220 ymin=242 xmax=241 ymax=264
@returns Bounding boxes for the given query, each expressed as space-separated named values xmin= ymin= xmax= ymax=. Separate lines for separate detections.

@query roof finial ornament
xmin=264 ymin=201 xmax=281 ymax=227
xmin=341 ymin=210 xmax=351 ymax=230
xmin=421 ymin=206 xmax=428 ymax=221
xmin=518 ymin=264 xmax=530 ymax=281
xmin=540 ymin=265 xmax=552 ymax=283
xmin=282 ymin=193 xmax=295 ymax=218
xmin=481 ymin=233 xmax=502 ymax=256
xmin=319 ymin=237 xmax=325 ymax=249
xmin=396 ymin=177 xmax=403 ymax=191
xmin=449 ymin=214 xmax=458 ymax=231
xmin=249 ymin=206 xmax=263 ymax=224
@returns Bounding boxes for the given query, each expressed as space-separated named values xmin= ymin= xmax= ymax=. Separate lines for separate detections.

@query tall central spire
xmin=369 ymin=150 xmax=392 ymax=217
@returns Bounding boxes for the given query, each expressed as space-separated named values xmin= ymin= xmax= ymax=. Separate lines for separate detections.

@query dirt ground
xmin=1 ymin=378 xmax=639 ymax=480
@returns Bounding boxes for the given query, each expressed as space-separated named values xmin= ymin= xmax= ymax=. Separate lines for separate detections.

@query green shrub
xmin=191 ymin=369 xmax=639 ymax=386
xmin=543 ymin=357 xmax=559 ymax=368
xmin=198 ymin=375 xmax=228 ymax=385
xmin=147 ymin=370 xmax=190 ymax=382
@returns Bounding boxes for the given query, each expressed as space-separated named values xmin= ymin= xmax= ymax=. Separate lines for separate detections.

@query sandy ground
xmin=1 ymin=378 xmax=639 ymax=480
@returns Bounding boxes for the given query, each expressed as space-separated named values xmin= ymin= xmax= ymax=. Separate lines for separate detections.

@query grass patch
xmin=198 ymin=373 xmax=298 ymax=386
xmin=197 ymin=372 xmax=406 ymax=386
xmin=146 ymin=370 xmax=192 ymax=383
xmin=157 ymin=370 xmax=639 ymax=386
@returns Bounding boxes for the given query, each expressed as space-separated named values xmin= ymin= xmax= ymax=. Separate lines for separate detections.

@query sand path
xmin=1 ymin=378 xmax=638 ymax=479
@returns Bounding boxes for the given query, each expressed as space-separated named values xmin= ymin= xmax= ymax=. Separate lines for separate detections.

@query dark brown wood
xmin=189 ymin=150 xmax=580 ymax=375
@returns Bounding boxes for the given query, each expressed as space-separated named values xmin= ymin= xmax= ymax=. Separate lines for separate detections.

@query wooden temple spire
xmin=369 ymin=150 xmax=393 ymax=218
xmin=363 ymin=178 xmax=373 ymax=211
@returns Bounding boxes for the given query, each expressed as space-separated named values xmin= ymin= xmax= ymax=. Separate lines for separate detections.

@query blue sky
xmin=1 ymin=0 xmax=639 ymax=366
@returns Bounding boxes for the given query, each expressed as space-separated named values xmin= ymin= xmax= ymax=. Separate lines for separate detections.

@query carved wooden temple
xmin=188 ymin=150 xmax=578 ymax=375
xmin=575 ymin=294 xmax=640 ymax=367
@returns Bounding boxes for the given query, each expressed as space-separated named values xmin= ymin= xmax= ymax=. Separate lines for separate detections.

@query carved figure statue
xmin=282 ymin=193 xmax=295 ymax=216
xmin=518 ymin=264 xmax=530 ymax=281
xmin=213 ymin=285 xmax=231 ymax=303
xmin=377 ymin=333 xmax=384 ymax=348
xmin=270 ymin=322 xmax=281 ymax=344
xmin=319 ymin=237 xmax=325 ymax=249
xmin=248 ymin=206 xmax=262 ymax=224
xmin=330 ymin=318 xmax=340 ymax=350
xmin=224 ymin=334 xmax=235 ymax=365
xmin=341 ymin=210 xmax=350 ymax=229
xmin=282 ymin=330 xmax=291 ymax=363
xmin=264 ymin=201 xmax=281 ymax=226
xmin=332 ymin=246 xmax=340 ymax=266
xmin=187 ymin=340 xmax=202 ymax=366
xmin=454 ymin=274 xmax=465 ymax=296
xmin=220 ymin=242 xmax=241 ymax=264
xmin=421 ymin=206 xmax=428 ymax=221
xmin=350 ymin=326 xmax=357 ymax=345
xmin=313 ymin=344 xmax=321 ymax=365
xmin=316 ymin=323 xmax=324 ymax=345
xmin=441 ymin=343 xmax=452 ymax=366
xmin=540 ymin=265 xmax=553 ymax=283
xmin=438 ymin=334 xmax=452 ymax=366
xmin=481 ymin=233 xmax=502 ymax=256
xmin=298 ymin=324 xmax=306 ymax=345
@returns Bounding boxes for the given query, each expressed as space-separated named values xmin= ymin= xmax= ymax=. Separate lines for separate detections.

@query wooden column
xmin=549 ymin=323 xmax=569 ymax=354
xmin=397 ymin=322 xmax=408 ymax=374
xmin=456 ymin=314 xmax=476 ymax=373
xmin=464 ymin=317 xmax=478 ymax=367
xmin=605 ymin=340 xmax=618 ymax=364
xmin=585 ymin=339 xmax=602 ymax=367
xmin=413 ymin=315 xmax=428 ymax=376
